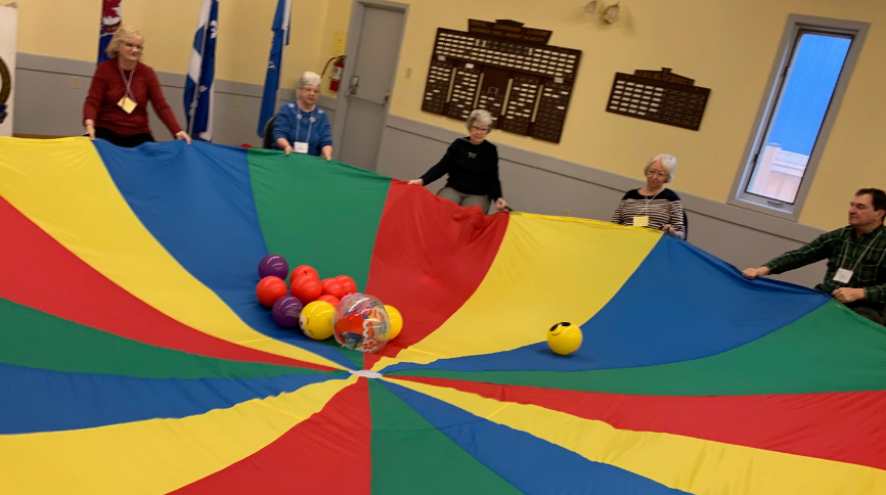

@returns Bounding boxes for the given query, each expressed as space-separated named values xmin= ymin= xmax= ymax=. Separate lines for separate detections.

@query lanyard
xmin=839 ymin=230 xmax=882 ymax=273
xmin=295 ymin=108 xmax=315 ymax=144
xmin=643 ymin=189 xmax=662 ymax=215
xmin=119 ymin=66 xmax=136 ymax=101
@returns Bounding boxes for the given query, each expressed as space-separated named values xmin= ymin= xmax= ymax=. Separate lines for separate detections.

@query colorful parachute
xmin=1 ymin=137 xmax=884 ymax=494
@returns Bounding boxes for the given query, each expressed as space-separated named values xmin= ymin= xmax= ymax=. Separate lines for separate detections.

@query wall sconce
xmin=603 ymin=2 xmax=621 ymax=23
xmin=584 ymin=1 xmax=621 ymax=24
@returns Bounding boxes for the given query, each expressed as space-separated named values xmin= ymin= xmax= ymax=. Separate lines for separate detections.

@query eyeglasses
xmin=646 ymin=170 xmax=668 ymax=178
xmin=470 ymin=126 xmax=489 ymax=133
xmin=123 ymin=42 xmax=144 ymax=50
xmin=300 ymin=87 xmax=320 ymax=95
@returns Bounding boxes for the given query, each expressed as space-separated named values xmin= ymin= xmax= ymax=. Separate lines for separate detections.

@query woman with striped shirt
xmin=611 ymin=154 xmax=685 ymax=239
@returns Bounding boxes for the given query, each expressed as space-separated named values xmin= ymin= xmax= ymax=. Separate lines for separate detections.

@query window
xmin=730 ymin=16 xmax=869 ymax=220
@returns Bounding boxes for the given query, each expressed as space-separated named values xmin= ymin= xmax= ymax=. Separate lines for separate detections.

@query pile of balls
xmin=254 ymin=254 xmax=403 ymax=353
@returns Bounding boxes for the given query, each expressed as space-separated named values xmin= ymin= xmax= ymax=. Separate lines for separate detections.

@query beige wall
xmin=14 ymin=0 xmax=885 ymax=231
xmin=380 ymin=0 xmax=884 ymax=231
xmin=317 ymin=0 xmax=352 ymax=95
xmin=15 ymin=0 xmax=327 ymax=91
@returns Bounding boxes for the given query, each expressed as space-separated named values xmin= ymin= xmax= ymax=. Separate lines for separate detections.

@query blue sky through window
xmin=765 ymin=33 xmax=851 ymax=155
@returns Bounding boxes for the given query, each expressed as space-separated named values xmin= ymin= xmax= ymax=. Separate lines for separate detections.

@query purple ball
xmin=272 ymin=296 xmax=304 ymax=328
xmin=258 ymin=254 xmax=289 ymax=280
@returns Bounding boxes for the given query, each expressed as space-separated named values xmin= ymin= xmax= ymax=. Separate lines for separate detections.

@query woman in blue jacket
xmin=273 ymin=72 xmax=333 ymax=160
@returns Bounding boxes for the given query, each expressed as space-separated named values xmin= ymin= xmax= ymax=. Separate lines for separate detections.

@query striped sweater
xmin=611 ymin=188 xmax=685 ymax=238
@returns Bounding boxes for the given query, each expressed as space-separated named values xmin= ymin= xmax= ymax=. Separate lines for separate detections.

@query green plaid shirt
xmin=766 ymin=224 xmax=886 ymax=307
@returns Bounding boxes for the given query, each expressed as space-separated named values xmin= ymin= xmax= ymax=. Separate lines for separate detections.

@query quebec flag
xmin=257 ymin=0 xmax=292 ymax=138
xmin=184 ymin=0 xmax=219 ymax=142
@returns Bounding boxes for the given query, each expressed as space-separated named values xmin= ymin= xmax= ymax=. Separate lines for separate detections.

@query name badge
xmin=294 ymin=142 xmax=309 ymax=154
xmin=117 ymin=96 xmax=138 ymax=114
xmin=833 ymin=268 xmax=854 ymax=284
xmin=633 ymin=216 xmax=649 ymax=228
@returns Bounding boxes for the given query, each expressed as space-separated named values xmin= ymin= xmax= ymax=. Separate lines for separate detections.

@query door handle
xmin=347 ymin=75 xmax=360 ymax=96
xmin=350 ymin=95 xmax=390 ymax=106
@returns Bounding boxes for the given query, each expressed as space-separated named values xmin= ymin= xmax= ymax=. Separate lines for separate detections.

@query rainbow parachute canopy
xmin=0 ymin=137 xmax=884 ymax=494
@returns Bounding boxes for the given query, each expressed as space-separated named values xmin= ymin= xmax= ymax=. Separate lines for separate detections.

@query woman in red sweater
xmin=83 ymin=25 xmax=191 ymax=147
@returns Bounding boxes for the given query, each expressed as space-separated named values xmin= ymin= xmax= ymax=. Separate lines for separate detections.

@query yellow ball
xmin=547 ymin=322 xmax=582 ymax=356
xmin=385 ymin=305 xmax=403 ymax=340
xmin=300 ymin=301 xmax=335 ymax=340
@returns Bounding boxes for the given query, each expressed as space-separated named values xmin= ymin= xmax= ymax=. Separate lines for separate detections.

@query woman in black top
xmin=611 ymin=154 xmax=686 ymax=238
xmin=408 ymin=109 xmax=508 ymax=213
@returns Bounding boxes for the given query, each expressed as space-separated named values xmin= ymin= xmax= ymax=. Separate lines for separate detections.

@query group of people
xmin=406 ymin=111 xmax=686 ymax=237
xmin=82 ymin=25 xmax=886 ymax=326
xmin=83 ymin=25 xmax=333 ymax=158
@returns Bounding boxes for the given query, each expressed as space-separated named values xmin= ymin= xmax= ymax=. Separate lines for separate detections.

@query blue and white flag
xmin=97 ymin=0 xmax=122 ymax=65
xmin=257 ymin=0 xmax=292 ymax=138
xmin=184 ymin=0 xmax=219 ymax=142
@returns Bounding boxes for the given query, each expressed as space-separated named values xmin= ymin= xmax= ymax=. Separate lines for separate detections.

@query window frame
xmin=729 ymin=14 xmax=869 ymax=220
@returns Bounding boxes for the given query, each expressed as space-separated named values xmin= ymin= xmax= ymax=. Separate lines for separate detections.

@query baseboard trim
xmin=12 ymin=133 xmax=66 ymax=139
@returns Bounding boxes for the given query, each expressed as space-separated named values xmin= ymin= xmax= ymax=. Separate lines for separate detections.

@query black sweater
xmin=420 ymin=138 xmax=503 ymax=200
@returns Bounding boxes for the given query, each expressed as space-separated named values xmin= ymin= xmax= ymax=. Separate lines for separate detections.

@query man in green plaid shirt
xmin=743 ymin=188 xmax=886 ymax=326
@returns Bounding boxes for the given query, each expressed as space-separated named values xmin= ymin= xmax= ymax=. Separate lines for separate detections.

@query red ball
xmin=317 ymin=294 xmax=341 ymax=307
xmin=334 ymin=312 xmax=366 ymax=340
xmin=321 ymin=278 xmax=347 ymax=299
xmin=291 ymin=265 xmax=319 ymax=282
xmin=291 ymin=274 xmax=322 ymax=304
xmin=256 ymin=276 xmax=288 ymax=307
xmin=335 ymin=275 xmax=358 ymax=295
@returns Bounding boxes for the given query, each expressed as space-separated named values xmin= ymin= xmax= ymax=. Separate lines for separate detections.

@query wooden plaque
xmin=421 ymin=20 xmax=582 ymax=143
xmin=605 ymin=68 xmax=711 ymax=131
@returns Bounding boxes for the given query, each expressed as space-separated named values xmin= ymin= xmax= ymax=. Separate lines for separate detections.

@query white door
xmin=334 ymin=2 xmax=407 ymax=171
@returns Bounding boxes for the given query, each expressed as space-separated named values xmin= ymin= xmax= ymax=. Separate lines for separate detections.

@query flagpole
xmin=187 ymin=10 xmax=210 ymax=138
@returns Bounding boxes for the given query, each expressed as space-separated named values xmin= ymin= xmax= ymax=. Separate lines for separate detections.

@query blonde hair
xmin=105 ymin=25 xmax=144 ymax=60
xmin=644 ymin=154 xmax=677 ymax=183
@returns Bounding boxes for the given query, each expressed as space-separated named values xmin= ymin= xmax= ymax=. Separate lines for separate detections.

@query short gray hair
xmin=466 ymin=109 xmax=493 ymax=131
xmin=644 ymin=154 xmax=677 ymax=183
xmin=296 ymin=72 xmax=322 ymax=92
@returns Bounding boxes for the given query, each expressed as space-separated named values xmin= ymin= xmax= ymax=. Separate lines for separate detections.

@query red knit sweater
xmin=83 ymin=60 xmax=182 ymax=137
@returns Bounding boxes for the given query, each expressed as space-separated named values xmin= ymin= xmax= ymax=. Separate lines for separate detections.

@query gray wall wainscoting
xmin=377 ymin=115 xmax=829 ymax=288
xmin=13 ymin=53 xmax=337 ymax=146
xmin=13 ymin=52 xmax=828 ymax=288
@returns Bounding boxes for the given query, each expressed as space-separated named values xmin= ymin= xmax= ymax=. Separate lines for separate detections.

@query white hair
xmin=466 ymin=109 xmax=493 ymax=131
xmin=644 ymin=154 xmax=677 ymax=183
xmin=296 ymin=72 xmax=322 ymax=92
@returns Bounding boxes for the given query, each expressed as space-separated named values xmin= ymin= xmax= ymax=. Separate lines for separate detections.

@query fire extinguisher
xmin=323 ymin=56 xmax=346 ymax=92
